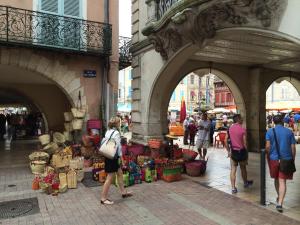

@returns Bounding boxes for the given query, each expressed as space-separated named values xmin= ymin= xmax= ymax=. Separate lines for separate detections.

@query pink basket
xmin=87 ymin=119 xmax=101 ymax=129
xmin=128 ymin=144 xmax=144 ymax=156
xmin=185 ymin=160 xmax=207 ymax=176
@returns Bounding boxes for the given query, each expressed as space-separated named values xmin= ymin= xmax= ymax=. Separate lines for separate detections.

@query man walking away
xmin=196 ymin=113 xmax=211 ymax=159
xmin=225 ymin=114 xmax=253 ymax=194
xmin=265 ymin=115 xmax=296 ymax=213
xmin=183 ymin=116 xmax=190 ymax=145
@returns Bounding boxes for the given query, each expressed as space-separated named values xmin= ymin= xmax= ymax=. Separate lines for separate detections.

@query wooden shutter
xmin=64 ymin=0 xmax=80 ymax=17
xmin=40 ymin=0 xmax=59 ymax=13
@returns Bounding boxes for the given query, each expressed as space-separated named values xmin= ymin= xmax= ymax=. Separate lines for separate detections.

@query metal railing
xmin=157 ymin=0 xmax=181 ymax=19
xmin=119 ymin=36 xmax=132 ymax=70
xmin=0 ymin=6 xmax=112 ymax=56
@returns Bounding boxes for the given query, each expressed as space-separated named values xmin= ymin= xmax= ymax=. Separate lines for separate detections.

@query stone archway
xmin=0 ymin=47 xmax=87 ymax=108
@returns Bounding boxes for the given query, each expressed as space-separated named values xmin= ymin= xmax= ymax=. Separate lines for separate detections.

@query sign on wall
xmin=83 ymin=70 xmax=96 ymax=78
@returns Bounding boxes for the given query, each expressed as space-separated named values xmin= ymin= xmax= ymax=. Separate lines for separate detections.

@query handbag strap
xmin=272 ymin=128 xmax=281 ymax=160
xmin=107 ymin=130 xmax=116 ymax=142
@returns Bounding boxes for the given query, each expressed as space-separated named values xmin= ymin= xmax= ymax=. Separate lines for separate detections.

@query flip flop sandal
xmin=122 ymin=192 xmax=133 ymax=198
xmin=101 ymin=199 xmax=114 ymax=205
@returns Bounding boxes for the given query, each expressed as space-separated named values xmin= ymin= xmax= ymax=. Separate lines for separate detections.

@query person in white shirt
xmin=183 ymin=116 xmax=190 ymax=145
xmin=196 ymin=113 xmax=211 ymax=159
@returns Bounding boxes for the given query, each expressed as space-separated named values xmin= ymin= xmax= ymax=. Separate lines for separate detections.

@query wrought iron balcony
xmin=0 ymin=6 xmax=112 ymax=56
xmin=157 ymin=0 xmax=182 ymax=19
xmin=119 ymin=36 xmax=132 ymax=70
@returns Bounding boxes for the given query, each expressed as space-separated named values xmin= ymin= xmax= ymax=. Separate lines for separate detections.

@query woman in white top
xmin=100 ymin=116 xmax=132 ymax=205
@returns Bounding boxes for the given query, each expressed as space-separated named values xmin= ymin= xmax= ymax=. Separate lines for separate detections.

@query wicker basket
xmin=72 ymin=119 xmax=83 ymax=130
xmin=53 ymin=132 xmax=65 ymax=144
xmin=30 ymin=160 xmax=46 ymax=174
xmin=182 ymin=149 xmax=198 ymax=161
xmin=67 ymin=170 xmax=77 ymax=188
xmin=185 ymin=160 xmax=207 ymax=176
xmin=38 ymin=134 xmax=50 ymax=145
xmin=71 ymin=108 xmax=86 ymax=118
xmin=59 ymin=173 xmax=67 ymax=186
xmin=64 ymin=122 xmax=73 ymax=132
xmin=148 ymin=139 xmax=162 ymax=149
xmin=43 ymin=142 xmax=59 ymax=155
xmin=63 ymin=131 xmax=72 ymax=142
xmin=29 ymin=151 xmax=49 ymax=161
xmin=64 ymin=112 xmax=73 ymax=122
xmin=52 ymin=154 xmax=72 ymax=168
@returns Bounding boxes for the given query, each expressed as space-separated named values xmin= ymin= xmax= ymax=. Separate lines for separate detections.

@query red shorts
xmin=268 ymin=160 xmax=293 ymax=180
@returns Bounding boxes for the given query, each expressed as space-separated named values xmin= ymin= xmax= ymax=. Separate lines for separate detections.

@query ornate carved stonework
xmin=146 ymin=0 xmax=286 ymax=60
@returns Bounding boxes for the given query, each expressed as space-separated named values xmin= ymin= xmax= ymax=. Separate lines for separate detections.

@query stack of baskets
xmin=39 ymin=134 xmax=58 ymax=156
xmin=63 ymin=112 xmax=74 ymax=141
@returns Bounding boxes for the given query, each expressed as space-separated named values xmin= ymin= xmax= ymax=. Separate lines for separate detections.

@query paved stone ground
xmin=0 ymin=139 xmax=300 ymax=225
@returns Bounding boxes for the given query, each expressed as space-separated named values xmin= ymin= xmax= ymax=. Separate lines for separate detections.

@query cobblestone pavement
xmin=0 ymin=140 xmax=300 ymax=225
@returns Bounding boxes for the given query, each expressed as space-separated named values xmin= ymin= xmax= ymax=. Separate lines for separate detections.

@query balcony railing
xmin=157 ymin=0 xmax=181 ymax=19
xmin=119 ymin=36 xmax=132 ymax=70
xmin=0 ymin=6 xmax=112 ymax=56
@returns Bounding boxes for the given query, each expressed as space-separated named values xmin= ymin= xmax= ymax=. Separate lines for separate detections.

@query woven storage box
xmin=67 ymin=170 xmax=77 ymax=188
xmin=52 ymin=154 xmax=72 ymax=168
xmin=38 ymin=134 xmax=50 ymax=145
xmin=59 ymin=173 xmax=67 ymax=186
xmin=64 ymin=112 xmax=73 ymax=122
xmin=163 ymin=173 xmax=182 ymax=182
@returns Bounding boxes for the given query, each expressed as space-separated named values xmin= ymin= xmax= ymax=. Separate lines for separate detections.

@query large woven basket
xmin=30 ymin=160 xmax=46 ymax=174
xmin=72 ymin=119 xmax=83 ymax=130
xmin=38 ymin=134 xmax=50 ymax=146
xmin=29 ymin=151 xmax=49 ymax=161
xmin=43 ymin=142 xmax=59 ymax=155
xmin=53 ymin=132 xmax=65 ymax=144
xmin=76 ymin=169 xmax=84 ymax=182
xmin=185 ymin=160 xmax=207 ymax=176
xmin=64 ymin=112 xmax=73 ymax=122
xmin=71 ymin=108 xmax=86 ymax=119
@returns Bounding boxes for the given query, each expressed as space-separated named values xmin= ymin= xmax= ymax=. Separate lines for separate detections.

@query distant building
xmin=118 ymin=67 xmax=132 ymax=113
xmin=214 ymin=78 xmax=235 ymax=108
xmin=168 ymin=73 xmax=215 ymax=113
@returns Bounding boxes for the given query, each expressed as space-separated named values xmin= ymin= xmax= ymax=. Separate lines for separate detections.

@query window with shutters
xmin=36 ymin=0 xmax=83 ymax=49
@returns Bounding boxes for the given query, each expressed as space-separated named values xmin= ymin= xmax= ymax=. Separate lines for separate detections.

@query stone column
xmin=246 ymin=68 xmax=266 ymax=152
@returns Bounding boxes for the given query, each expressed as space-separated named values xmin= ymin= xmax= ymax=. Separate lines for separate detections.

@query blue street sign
xmin=83 ymin=70 xmax=96 ymax=78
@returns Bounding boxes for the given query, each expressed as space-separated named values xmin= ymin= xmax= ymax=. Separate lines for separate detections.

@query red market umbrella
xmin=180 ymin=97 xmax=186 ymax=123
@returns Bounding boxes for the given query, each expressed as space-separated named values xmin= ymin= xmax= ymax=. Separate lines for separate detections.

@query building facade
xmin=0 ymin=0 xmax=119 ymax=131
xmin=214 ymin=79 xmax=235 ymax=108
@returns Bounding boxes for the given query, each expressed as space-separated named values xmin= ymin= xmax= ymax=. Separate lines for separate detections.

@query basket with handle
xmin=72 ymin=119 xmax=83 ymax=130
xmin=53 ymin=132 xmax=66 ymax=144
xmin=71 ymin=91 xmax=86 ymax=119
xmin=64 ymin=122 xmax=73 ymax=132
xmin=182 ymin=145 xmax=198 ymax=161
xmin=43 ymin=142 xmax=59 ymax=155
xmin=38 ymin=134 xmax=50 ymax=146
xmin=64 ymin=112 xmax=73 ymax=122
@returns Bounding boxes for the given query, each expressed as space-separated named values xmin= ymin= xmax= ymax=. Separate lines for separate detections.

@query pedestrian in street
xmin=196 ymin=113 xmax=211 ymax=159
xmin=265 ymin=115 xmax=296 ymax=213
xmin=283 ymin=114 xmax=290 ymax=128
xmin=188 ymin=120 xmax=197 ymax=146
xmin=209 ymin=115 xmax=216 ymax=145
xmin=224 ymin=114 xmax=253 ymax=194
xmin=100 ymin=116 xmax=132 ymax=205
xmin=183 ymin=116 xmax=190 ymax=145
xmin=0 ymin=114 xmax=6 ymax=140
